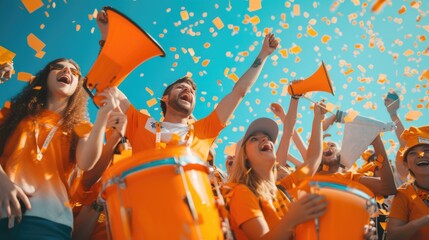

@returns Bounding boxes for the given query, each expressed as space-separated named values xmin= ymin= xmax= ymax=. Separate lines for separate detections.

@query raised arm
xmin=215 ymin=33 xmax=279 ymax=125
xmin=76 ymin=88 xmax=119 ymax=171
xmin=81 ymin=110 xmax=127 ymax=189
xmin=358 ymin=135 xmax=397 ymax=196
xmin=275 ymin=97 xmax=299 ymax=166
xmin=386 ymin=216 xmax=429 ymax=240
xmin=304 ymin=102 xmax=326 ymax=176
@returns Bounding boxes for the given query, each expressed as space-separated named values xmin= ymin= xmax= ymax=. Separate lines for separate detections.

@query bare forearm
xmin=373 ymin=136 xmax=397 ymax=196
xmin=276 ymin=99 xmax=299 ymax=165
xmin=82 ymin=131 xmax=122 ymax=190
xmin=305 ymin=114 xmax=323 ymax=176
xmin=387 ymin=216 xmax=429 ymax=240
xmin=390 ymin=113 xmax=406 ymax=146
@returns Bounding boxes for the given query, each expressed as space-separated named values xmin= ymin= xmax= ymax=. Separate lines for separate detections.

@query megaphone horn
xmin=287 ymin=61 xmax=334 ymax=96
xmin=84 ymin=6 xmax=166 ymax=107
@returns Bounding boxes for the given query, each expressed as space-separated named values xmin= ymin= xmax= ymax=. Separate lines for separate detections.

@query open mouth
xmin=179 ymin=93 xmax=192 ymax=103
xmin=323 ymin=149 xmax=333 ymax=157
xmin=57 ymin=75 xmax=71 ymax=84
xmin=416 ymin=160 xmax=429 ymax=167
xmin=260 ymin=143 xmax=273 ymax=152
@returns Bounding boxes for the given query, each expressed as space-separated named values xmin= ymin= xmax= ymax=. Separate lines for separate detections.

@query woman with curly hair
xmin=0 ymin=58 xmax=118 ymax=239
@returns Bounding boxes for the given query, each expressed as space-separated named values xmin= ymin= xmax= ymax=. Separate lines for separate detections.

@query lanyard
xmin=34 ymin=118 xmax=64 ymax=161
xmin=155 ymin=122 xmax=194 ymax=149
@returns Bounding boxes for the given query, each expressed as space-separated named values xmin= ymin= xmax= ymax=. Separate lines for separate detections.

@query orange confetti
xmin=403 ymin=49 xmax=414 ymax=56
xmin=146 ymin=98 xmax=157 ymax=107
xmin=371 ymin=0 xmax=387 ymax=12
xmin=248 ymin=0 xmax=262 ymax=12
xmin=398 ymin=5 xmax=407 ymax=14
xmin=224 ymin=143 xmax=237 ymax=156
xmin=228 ymin=73 xmax=239 ymax=82
xmin=293 ymin=4 xmax=300 ymax=16
xmin=202 ymin=59 xmax=210 ymax=67
xmin=321 ymin=35 xmax=331 ymax=44
xmin=279 ymin=49 xmax=288 ymax=58
xmin=27 ymin=33 xmax=45 ymax=55
xmin=17 ymin=72 xmax=33 ymax=82
xmin=75 ymin=24 xmax=81 ymax=32
xmin=307 ymin=26 xmax=318 ymax=37
xmin=21 ymin=0 xmax=43 ymax=13
xmin=212 ymin=17 xmax=224 ymax=30
xmin=343 ymin=110 xmax=359 ymax=123
xmin=289 ymin=45 xmax=302 ymax=54
xmin=180 ymin=10 xmax=189 ymax=21
xmin=203 ymin=42 xmax=210 ymax=48
xmin=405 ymin=110 xmax=422 ymax=121
xmin=0 ymin=46 xmax=16 ymax=64
xmin=344 ymin=68 xmax=354 ymax=75
xmin=35 ymin=51 xmax=45 ymax=59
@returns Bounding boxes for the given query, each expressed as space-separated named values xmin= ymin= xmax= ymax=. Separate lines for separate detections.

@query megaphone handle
xmin=83 ymin=78 xmax=100 ymax=109
xmin=301 ymin=95 xmax=336 ymax=115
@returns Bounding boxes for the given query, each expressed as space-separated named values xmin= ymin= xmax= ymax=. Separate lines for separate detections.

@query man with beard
xmin=115 ymin=33 xmax=279 ymax=161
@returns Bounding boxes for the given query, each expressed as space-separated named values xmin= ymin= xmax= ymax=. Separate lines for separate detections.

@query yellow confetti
xmin=145 ymin=87 xmax=154 ymax=96
xmin=180 ymin=10 xmax=189 ymax=21
xmin=21 ymin=0 xmax=43 ymax=13
xmin=146 ymin=98 xmax=157 ymax=107
xmin=212 ymin=17 xmax=224 ymax=30
xmin=248 ymin=0 xmax=262 ymax=12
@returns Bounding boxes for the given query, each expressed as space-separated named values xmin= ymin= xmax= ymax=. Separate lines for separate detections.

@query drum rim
xmin=309 ymin=181 xmax=374 ymax=201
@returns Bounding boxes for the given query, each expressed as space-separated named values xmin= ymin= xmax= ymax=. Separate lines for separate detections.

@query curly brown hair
xmin=0 ymin=58 xmax=89 ymax=163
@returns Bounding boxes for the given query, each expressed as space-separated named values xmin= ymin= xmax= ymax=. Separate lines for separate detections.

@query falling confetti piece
xmin=145 ymin=87 xmax=154 ymax=96
xmin=371 ymin=0 xmax=387 ymax=12
xmin=146 ymin=98 xmax=157 ymax=107
xmin=405 ymin=110 xmax=422 ymax=121
xmin=224 ymin=143 xmax=237 ymax=156
xmin=21 ymin=0 xmax=43 ymax=13
xmin=228 ymin=73 xmax=239 ymax=82
xmin=343 ymin=109 xmax=359 ymax=123
xmin=212 ymin=17 xmax=224 ymax=30
xmin=27 ymin=33 xmax=46 ymax=56
xmin=289 ymin=45 xmax=302 ymax=54
xmin=321 ymin=35 xmax=331 ymax=44
xmin=0 ymin=46 xmax=16 ymax=64
xmin=17 ymin=72 xmax=34 ymax=82
xmin=248 ymin=0 xmax=262 ymax=12
xmin=180 ymin=10 xmax=189 ymax=21
xmin=398 ymin=5 xmax=406 ymax=14
xmin=293 ymin=4 xmax=300 ymax=16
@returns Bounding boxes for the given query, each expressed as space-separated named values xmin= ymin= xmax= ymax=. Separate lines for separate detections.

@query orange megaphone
xmin=84 ymin=6 xmax=166 ymax=106
xmin=287 ymin=61 xmax=334 ymax=96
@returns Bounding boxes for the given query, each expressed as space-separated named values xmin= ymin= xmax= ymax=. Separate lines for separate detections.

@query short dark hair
xmin=160 ymin=76 xmax=196 ymax=116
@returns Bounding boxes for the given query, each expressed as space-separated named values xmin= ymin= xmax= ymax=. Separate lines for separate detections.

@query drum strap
xmin=155 ymin=122 xmax=194 ymax=149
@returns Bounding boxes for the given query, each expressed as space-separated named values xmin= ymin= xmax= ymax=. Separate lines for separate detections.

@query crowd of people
xmin=1 ymin=8 xmax=428 ymax=240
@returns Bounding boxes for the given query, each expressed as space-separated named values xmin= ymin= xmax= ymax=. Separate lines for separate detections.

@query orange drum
xmin=294 ymin=175 xmax=377 ymax=240
xmin=100 ymin=147 xmax=223 ymax=240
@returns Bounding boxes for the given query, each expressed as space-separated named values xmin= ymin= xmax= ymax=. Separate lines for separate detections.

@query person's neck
xmin=415 ymin=175 xmax=429 ymax=190
xmin=47 ymin=97 xmax=68 ymax=115
xmin=163 ymin=112 xmax=189 ymax=124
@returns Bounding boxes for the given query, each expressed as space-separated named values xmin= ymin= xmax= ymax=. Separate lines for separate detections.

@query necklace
xmin=34 ymin=118 xmax=63 ymax=161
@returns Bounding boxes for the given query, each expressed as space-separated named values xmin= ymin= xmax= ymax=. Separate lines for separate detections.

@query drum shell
xmin=294 ymin=175 xmax=376 ymax=240
xmin=101 ymin=147 xmax=223 ymax=239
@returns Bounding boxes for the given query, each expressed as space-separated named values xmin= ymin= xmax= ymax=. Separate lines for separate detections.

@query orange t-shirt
xmin=126 ymin=105 xmax=225 ymax=160
xmin=389 ymin=183 xmax=429 ymax=240
xmin=226 ymin=184 xmax=290 ymax=240
xmin=0 ymin=110 xmax=76 ymax=228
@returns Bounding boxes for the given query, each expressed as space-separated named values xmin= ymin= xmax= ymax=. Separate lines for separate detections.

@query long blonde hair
xmin=228 ymin=140 xmax=277 ymax=200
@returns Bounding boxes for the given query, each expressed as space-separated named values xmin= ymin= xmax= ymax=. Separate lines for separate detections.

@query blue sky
xmin=1 ymin=0 xmax=428 ymax=170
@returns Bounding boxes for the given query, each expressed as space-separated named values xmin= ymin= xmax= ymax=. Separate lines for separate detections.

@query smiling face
xmin=165 ymin=82 xmax=196 ymax=116
xmin=404 ymin=144 xmax=429 ymax=177
xmin=322 ymin=141 xmax=340 ymax=165
xmin=244 ymin=131 xmax=276 ymax=168
xmin=46 ymin=61 xmax=81 ymax=101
